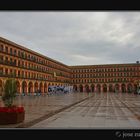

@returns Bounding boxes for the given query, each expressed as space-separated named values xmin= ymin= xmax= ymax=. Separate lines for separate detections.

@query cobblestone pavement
xmin=31 ymin=93 xmax=140 ymax=129
xmin=0 ymin=92 xmax=92 ymax=128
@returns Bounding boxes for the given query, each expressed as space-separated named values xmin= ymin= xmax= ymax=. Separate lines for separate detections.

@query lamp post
xmin=137 ymin=61 xmax=140 ymax=94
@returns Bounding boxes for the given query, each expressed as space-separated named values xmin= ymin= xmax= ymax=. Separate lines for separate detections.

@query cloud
xmin=0 ymin=12 xmax=140 ymax=65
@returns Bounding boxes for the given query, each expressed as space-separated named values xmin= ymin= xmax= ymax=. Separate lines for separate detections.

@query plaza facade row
xmin=70 ymin=64 xmax=140 ymax=93
xmin=0 ymin=37 xmax=71 ymax=95
xmin=0 ymin=36 xmax=140 ymax=94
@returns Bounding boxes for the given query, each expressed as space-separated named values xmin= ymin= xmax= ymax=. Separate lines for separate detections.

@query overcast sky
xmin=0 ymin=12 xmax=140 ymax=66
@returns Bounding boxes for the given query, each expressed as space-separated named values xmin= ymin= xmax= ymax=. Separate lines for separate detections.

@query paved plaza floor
xmin=30 ymin=92 xmax=140 ymax=129
xmin=0 ymin=92 xmax=92 ymax=128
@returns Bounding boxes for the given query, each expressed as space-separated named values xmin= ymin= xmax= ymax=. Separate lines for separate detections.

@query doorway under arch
xmin=109 ymin=84 xmax=113 ymax=92
xmin=91 ymin=84 xmax=95 ymax=92
xmin=73 ymin=85 xmax=78 ymax=92
xmin=127 ymin=83 xmax=133 ymax=93
xmin=103 ymin=84 xmax=107 ymax=92
xmin=121 ymin=84 xmax=126 ymax=93
xmin=79 ymin=85 xmax=83 ymax=92
xmin=28 ymin=82 xmax=33 ymax=93
xmin=96 ymin=84 xmax=101 ymax=93
xmin=114 ymin=84 xmax=119 ymax=93
xmin=85 ymin=85 xmax=89 ymax=93
xmin=22 ymin=81 xmax=27 ymax=94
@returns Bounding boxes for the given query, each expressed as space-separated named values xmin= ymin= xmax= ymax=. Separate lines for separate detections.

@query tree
xmin=2 ymin=79 xmax=17 ymax=107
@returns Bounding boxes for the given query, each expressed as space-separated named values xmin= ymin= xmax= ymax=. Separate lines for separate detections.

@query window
xmin=18 ymin=50 xmax=20 ymax=57
xmin=22 ymin=71 xmax=24 ymax=77
xmin=5 ymin=57 xmax=8 ymax=62
xmin=13 ymin=59 xmax=16 ymax=66
xmin=5 ymin=68 xmax=8 ymax=75
xmin=22 ymin=61 xmax=24 ymax=67
xmin=5 ymin=46 xmax=8 ymax=53
xmin=21 ymin=52 xmax=24 ymax=58
xmin=10 ymin=58 xmax=12 ymax=63
xmin=10 ymin=48 xmax=12 ymax=54
xmin=0 ymin=55 xmax=3 ymax=62
xmin=14 ymin=70 xmax=16 ymax=76
xmin=0 ymin=44 xmax=3 ymax=51
xmin=10 ymin=69 xmax=12 ymax=75
xmin=25 ymin=53 xmax=27 ymax=59
xmin=0 ymin=67 xmax=3 ymax=74
xmin=18 ymin=60 xmax=20 ymax=66
xmin=14 ymin=49 xmax=17 ymax=55
xmin=18 ymin=71 xmax=20 ymax=76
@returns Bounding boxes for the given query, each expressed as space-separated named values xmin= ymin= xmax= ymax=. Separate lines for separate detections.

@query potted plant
xmin=0 ymin=79 xmax=25 ymax=124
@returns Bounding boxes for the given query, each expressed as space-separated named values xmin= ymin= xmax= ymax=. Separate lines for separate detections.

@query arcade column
xmin=26 ymin=85 xmax=29 ymax=94
xmin=19 ymin=85 xmax=22 ymax=94
xmin=95 ymin=86 xmax=97 ymax=92
xmin=119 ymin=84 xmax=121 ymax=93
xmin=107 ymin=85 xmax=109 ymax=92
xmin=101 ymin=85 xmax=103 ymax=92
xmin=83 ymin=87 xmax=86 ymax=92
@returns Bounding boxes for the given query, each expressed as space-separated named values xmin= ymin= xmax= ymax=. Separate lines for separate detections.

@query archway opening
xmin=34 ymin=82 xmax=39 ymax=93
xmin=28 ymin=82 xmax=33 ymax=93
xmin=85 ymin=85 xmax=89 ymax=93
xmin=127 ymin=84 xmax=132 ymax=93
xmin=22 ymin=81 xmax=27 ymax=94
xmin=109 ymin=84 xmax=113 ymax=92
xmin=96 ymin=84 xmax=101 ymax=93
xmin=115 ymin=84 xmax=119 ymax=93
xmin=103 ymin=84 xmax=107 ymax=92
xmin=91 ymin=84 xmax=95 ymax=92
xmin=73 ymin=85 xmax=78 ymax=92
xmin=121 ymin=84 xmax=126 ymax=93
xmin=79 ymin=85 xmax=83 ymax=92
xmin=39 ymin=82 xmax=43 ymax=93
xmin=44 ymin=83 xmax=47 ymax=93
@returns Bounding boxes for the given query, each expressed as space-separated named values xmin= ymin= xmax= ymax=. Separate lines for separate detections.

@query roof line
xmin=0 ymin=36 xmax=69 ymax=68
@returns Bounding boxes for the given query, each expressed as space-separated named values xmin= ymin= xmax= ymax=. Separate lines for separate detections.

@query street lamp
xmin=137 ymin=61 xmax=140 ymax=94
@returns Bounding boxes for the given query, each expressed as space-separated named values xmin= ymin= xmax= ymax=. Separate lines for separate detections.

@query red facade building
xmin=70 ymin=64 xmax=140 ymax=93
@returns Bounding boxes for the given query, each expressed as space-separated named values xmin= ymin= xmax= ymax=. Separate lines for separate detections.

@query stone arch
xmin=34 ymin=82 xmax=39 ymax=92
xmin=127 ymin=83 xmax=133 ymax=93
xmin=73 ymin=85 xmax=78 ymax=92
xmin=79 ymin=84 xmax=83 ymax=92
xmin=91 ymin=84 xmax=95 ymax=92
xmin=103 ymin=84 xmax=107 ymax=92
xmin=114 ymin=84 xmax=119 ymax=93
xmin=22 ymin=81 xmax=27 ymax=93
xmin=121 ymin=84 xmax=126 ymax=93
xmin=16 ymin=80 xmax=20 ymax=93
xmin=109 ymin=84 xmax=113 ymax=92
xmin=28 ymin=82 xmax=33 ymax=93
xmin=39 ymin=82 xmax=43 ymax=93
xmin=96 ymin=84 xmax=101 ymax=92
xmin=44 ymin=82 xmax=47 ymax=93
xmin=85 ymin=84 xmax=90 ymax=93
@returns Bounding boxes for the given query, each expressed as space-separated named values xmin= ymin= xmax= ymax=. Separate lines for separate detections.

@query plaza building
xmin=0 ymin=37 xmax=72 ymax=95
xmin=70 ymin=64 xmax=140 ymax=93
xmin=0 ymin=36 xmax=140 ymax=95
